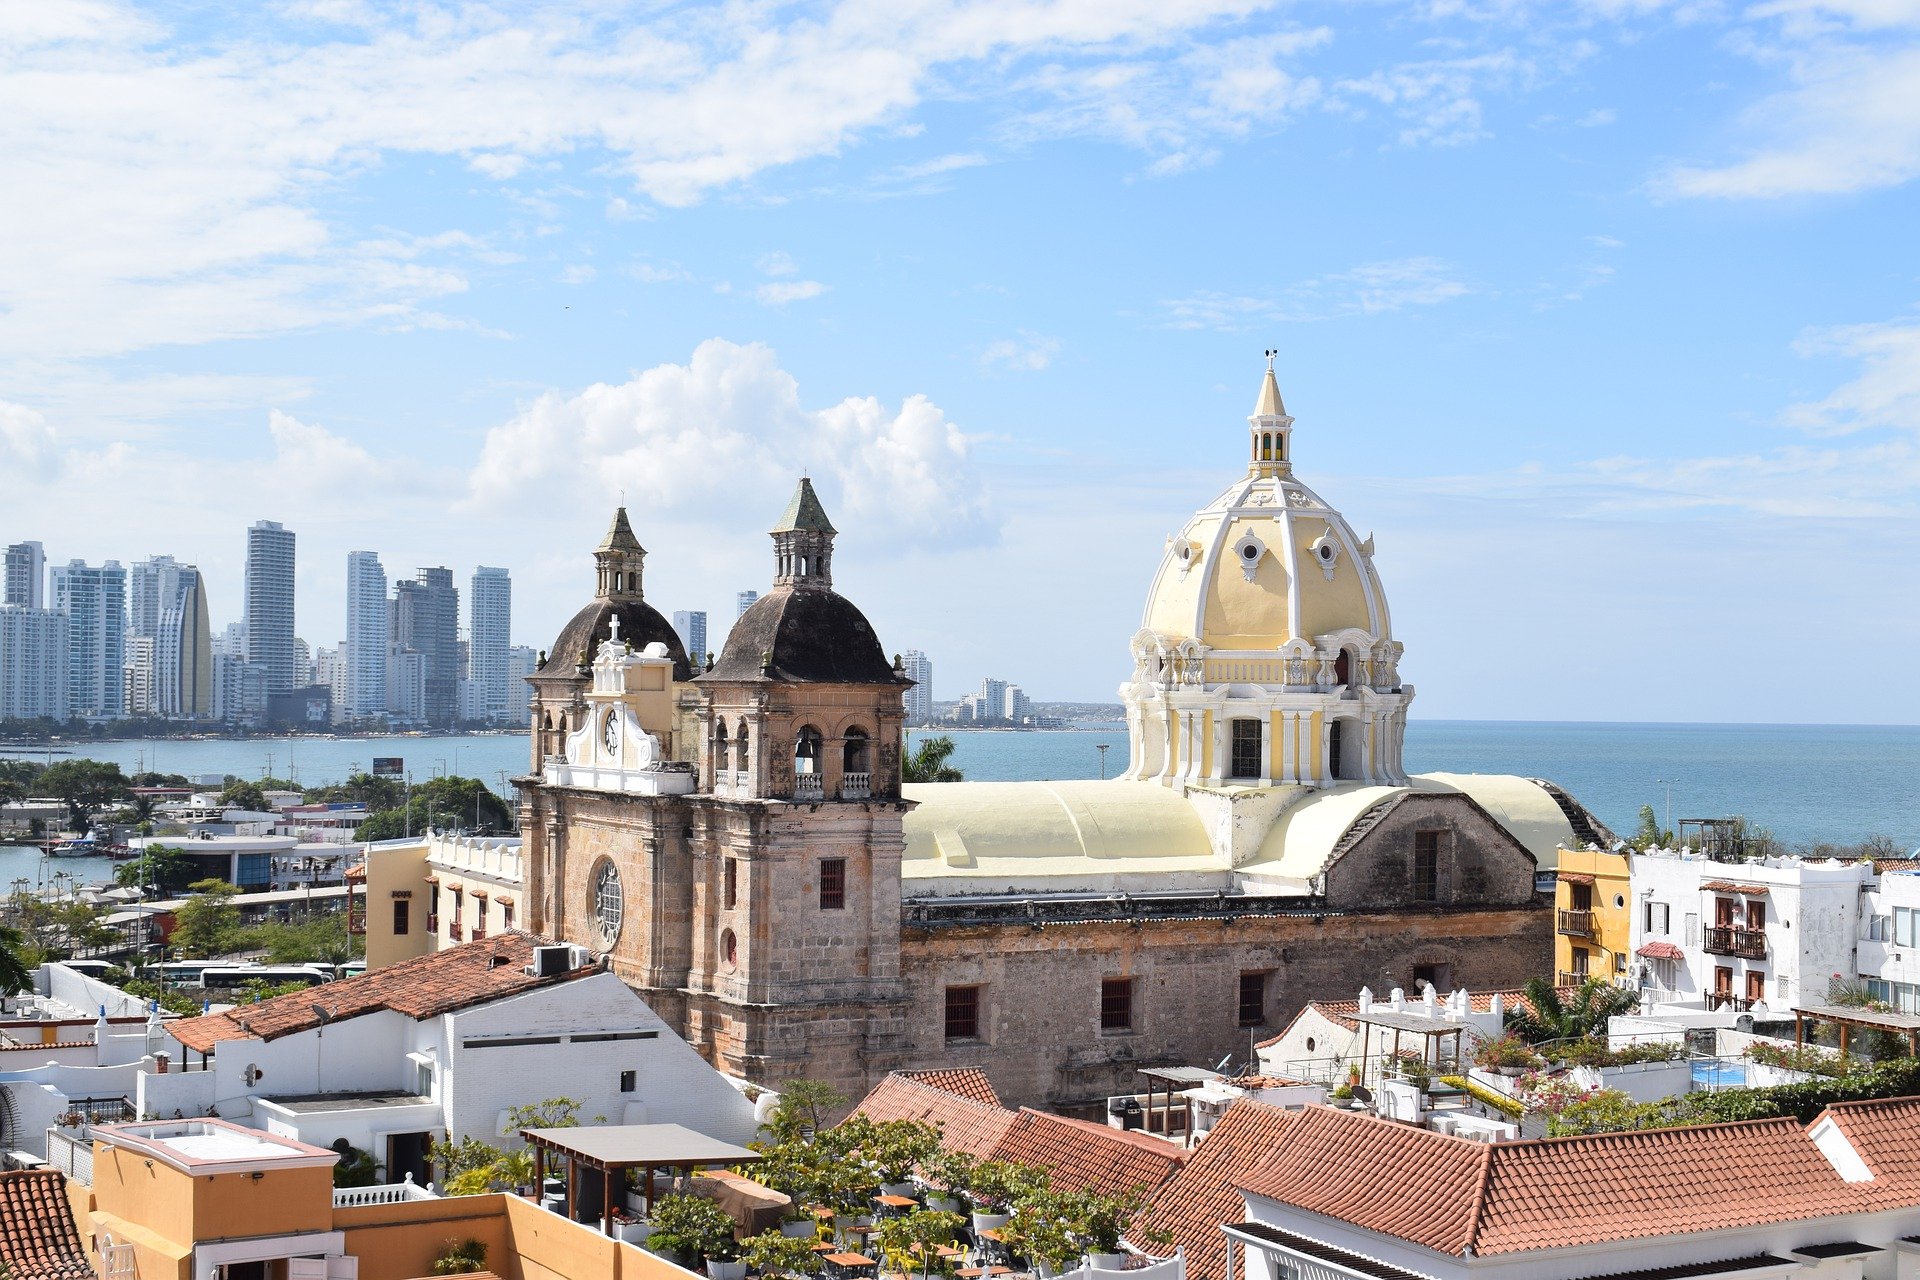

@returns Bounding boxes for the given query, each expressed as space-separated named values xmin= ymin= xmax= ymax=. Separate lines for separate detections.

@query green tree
xmin=217 ymin=780 xmax=272 ymax=813
xmin=127 ymin=771 xmax=190 ymax=788
xmin=0 ymin=759 xmax=41 ymax=808
xmin=902 ymin=736 xmax=963 ymax=784
xmin=306 ymin=772 xmax=406 ymax=811
xmin=762 ymin=1079 xmax=849 ymax=1143
xmin=0 ymin=923 xmax=32 ymax=995
xmin=357 ymin=776 xmax=514 ymax=840
xmin=1631 ymin=805 xmax=1668 ymax=850
xmin=171 ymin=880 xmax=242 ymax=957
xmin=1505 ymin=976 xmax=1640 ymax=1044
xmin=255 ymin=914 xmax=361 ymax=965
xmin=115 ymin=844 xmax=196 ymax=894
xmin=38 ymin=758 xmax=130 ymax=833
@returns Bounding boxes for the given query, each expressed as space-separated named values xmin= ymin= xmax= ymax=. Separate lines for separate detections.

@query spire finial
xmin=1265 ymin=348 xmax=1277 ymax=372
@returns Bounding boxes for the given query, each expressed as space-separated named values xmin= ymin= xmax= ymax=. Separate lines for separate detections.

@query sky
xmin=3 ymin=0 xmax=1918 ymax=723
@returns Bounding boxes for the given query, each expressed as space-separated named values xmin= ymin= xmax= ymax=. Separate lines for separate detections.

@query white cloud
xmin=755 ymin=280 xmax=828 ymax=305
xmin=757 ymin=251 xmax=799 ymax=278
xmin=1162 ymin=257 xmax=1472 ymax=329
xmin=466 ymin=339 xmax=993 ymax=549
xmin=0 ymin=401 xmax=58 ymax=476
xmin=1784 ymin=318 xmax=1920 ymax=434
xmin=981 ymin=331 xmax=1062 ymax=372
xmin=560 ymin=264 xmax=597 ymax=285
xmin=468 ymin=152 xmax=529 ymax=180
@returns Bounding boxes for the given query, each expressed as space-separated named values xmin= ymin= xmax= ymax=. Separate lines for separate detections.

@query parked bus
xmin=198 ymin=965 xmax=335 ymax=992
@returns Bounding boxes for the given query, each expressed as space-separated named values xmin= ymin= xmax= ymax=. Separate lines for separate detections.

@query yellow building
xmin=1553 ymin=846 xmax=1633 ymax=986
xmin=358 ymin=832 xmax=524 ymax=970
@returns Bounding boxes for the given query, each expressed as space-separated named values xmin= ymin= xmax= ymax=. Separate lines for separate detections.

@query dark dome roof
xmin=701 ymin=585 xmax=903 ymax=685
xmin=540 ymin=599 xmax=692 ymax=680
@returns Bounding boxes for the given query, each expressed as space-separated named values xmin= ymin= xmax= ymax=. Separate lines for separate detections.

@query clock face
xmin=603 ymin=711 xmax=619 ymax=756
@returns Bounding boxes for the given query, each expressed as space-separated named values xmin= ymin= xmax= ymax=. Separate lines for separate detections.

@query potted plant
xmin=1474 ymin=1034 xmax=1544 ymax=1076
xmin=918 ymin=1148 xmax=975 ymax=1213
xmin=875 ymin=1208 xmax=966 ymax=1280
xmin=651 ymin=1192 xmax=744 ymax=1279
xmin=1002 ymin=1189 xmax=1078 ymax=1277
xmin=965 ymin=1161 xmax=1044 ymax=1233
xmin=870 ymin=1119 xmax=940 ymax=1197
xmin=1072 ymin=1188 xmax=1151 ymax=1269
xmin=431 ymin=1238 xmax=488 ymax=1277
xmin=742 ymin=1229 xmax=823 ymax=1279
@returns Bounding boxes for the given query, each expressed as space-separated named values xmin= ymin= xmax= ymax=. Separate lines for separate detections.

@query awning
xmin=1701 ymin=880 xmax=1769 ymax=895
xmin=1636 ymin=941 xmax=1684 ymax=960
xmin=1558 ymin=872 xmax=1595 ymax=886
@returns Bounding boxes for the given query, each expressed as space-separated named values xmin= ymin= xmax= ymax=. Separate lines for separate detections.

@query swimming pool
xmin=1691 ymin=1060 xmax=1750 ymax=1089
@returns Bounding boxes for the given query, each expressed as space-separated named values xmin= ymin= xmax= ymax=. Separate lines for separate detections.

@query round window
xmin=1242 ymin=545 xmax=1259 ymax=560
xmin=721 ymin=928 xmax=738 ymax=970
xmin=1318 ymin=544 xmax=1334 ymax=561
xmin=1305 ymin=1037 xmax=1316 ymax=1053
xmin=591 ymin=859 xmax=624 ymax=947
xmin=1614 ymin=894 xmax=1626 ymax=909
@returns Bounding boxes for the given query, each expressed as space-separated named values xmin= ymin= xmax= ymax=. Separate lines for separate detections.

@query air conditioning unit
xmin=530 ymin=945 xmax=572 ymax=978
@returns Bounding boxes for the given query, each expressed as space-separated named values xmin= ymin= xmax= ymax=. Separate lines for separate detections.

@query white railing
xmin=100 ymin=1243 xmax=136 ymax=1279
xmin=333 ymin=1175 xmax=437 ymax=1207
xmin=841 ymin=772 xmax=872 ymax=800
xmin=793 ymin=774 xmax=824 ymax=799
xmin=44 ymin=1128 xmax=92 ymax=1184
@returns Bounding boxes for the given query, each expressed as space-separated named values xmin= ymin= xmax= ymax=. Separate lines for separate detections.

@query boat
xmin=46 ymin=836 xmax=101 ymax=858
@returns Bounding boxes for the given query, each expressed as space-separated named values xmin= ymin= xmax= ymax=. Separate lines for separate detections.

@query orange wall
xmin=336 ymin=1194 xmax=520 ymax=1280
xmin=504 ymin=1196 xmax=704 ymax=1280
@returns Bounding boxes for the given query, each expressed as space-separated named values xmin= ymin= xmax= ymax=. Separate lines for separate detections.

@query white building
xmin=3 ymin=540 xmax=45 ymax=608
xmin=124 ymin=634 xmax=157 ymax=716
xmin=1005 ymin=683 xmax=1031 ymax=722
xmin=469 ymin=565 xmax=511 ymax=724
xmin=213 ymin=651 xmax=266 ymax=724
xmin=0 ymin=603 xmax=69 ymax=721
xmin=155 ymin=935 xmax=761 ymax=1182
xmin=1630 ymin=849 xmax=1872 ymax=1013
xmin=245 ymin=520 xmax=298 ymax=696
xmin=155 ymin=566 xmax=213 ymax=717
xmin=507 ymin=644 xmax=537 ymax=723
xmin=735 ymin=589 xmax=757 ymax=619
xmin=671 ymin=609 xmax=707 ymax=667
xmin=49 ymin=558 xmax=127 ymax=719
xmin=344 ymin=550 xmax=388 ymax=723
xmin=902 ymin=649 xmax=932 ymax=723
xmin=385 ymin=646 xmax=426 ymax=723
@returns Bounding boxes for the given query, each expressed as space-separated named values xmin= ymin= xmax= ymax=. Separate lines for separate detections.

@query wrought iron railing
xmin=1704 ymin=927 xmax=1766 ymax=960
xmin=1556 ymin=909 xmax=1593 ymax=937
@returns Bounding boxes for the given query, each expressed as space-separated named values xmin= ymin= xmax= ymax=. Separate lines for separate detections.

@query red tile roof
xmin=1131 ymin=1101 xmax=1299 ymax=1280
xmin=992 ymin=1109 xmax=1186 ymax=1200
xmin=1236 ymin=1106 xmax=1874 ymax=1258
xmin=852 ymin=1074 xmax=1019 ymax=1158
xmin=0 ymin=1170 xmax=95 ymax=1280
xmin=898 ymin=1068 xmax=1001 ymax=1108
xmin=169 ymin=932 xmax=594 ymax=1052
xmin=1636 ymin=941 xmax=1685 ymax=960
xmin=1818 ymin=1096 xmax=1920 ymax=1192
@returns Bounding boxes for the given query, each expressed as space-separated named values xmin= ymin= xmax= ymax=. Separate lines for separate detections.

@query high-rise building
xmin=384 ymin=646 xmax=426 ymax=723
xmin=902 ymin=650 xmax=933 ymax=723
xmin=130 ymin=555 xmax=212 ymax=718
xmin=344 ymin=551 xmax=388 ymax=723
xmin=3 ymin=542 xmax=45 ymax=608
xmin=672 ymin=610 xmax=708 ymax=667
xmin=124 ymin=636 xmax=157 ymax=716
xmin=213 ymin=651 xmax=266 ymax=724
xmin=470 ymin=566 xmax=511 ymax=724
xmin=393 ymin=567 xmax=460 ymax=725
xmin=0 ymin=604 xmax=69 ymax=721
xmin=1004 ymin=684 xmax=1031 ymax=722
xmin=314 ymin=645 xmax=345 ymax=723
xmin=49 ymin=559 xmax=127 ymax=718
xmin=244 ymin=520 xmax=297 ymax=694
xmin=507 ymin=644 xmax=537 ymax=723
xmin=215 ymin=621 xmax=246 ymax=657
xmin=293 ymin=637 xmax=314 ymax=687
xmin=736 ymin=590 xmax=758 ymax=619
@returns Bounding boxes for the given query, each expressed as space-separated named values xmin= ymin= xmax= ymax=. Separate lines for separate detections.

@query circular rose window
xmin=591 ymin=859 xmax=624 ymax=947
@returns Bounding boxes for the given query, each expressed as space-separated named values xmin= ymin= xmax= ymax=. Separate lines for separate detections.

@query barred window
xmin=1238 ymin=971 xmax=1268 ymax=1027
xmin=945 ymin=986 xmax=980 ymax=1040
xmin=819 ymin=858 xmax=846 ymax=910
xmin=1101 ymin=977 xmax=1134 ymax=1032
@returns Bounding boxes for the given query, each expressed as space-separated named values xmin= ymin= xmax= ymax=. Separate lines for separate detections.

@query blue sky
xmin=3 ymin=0 xmax=1918 ymax=721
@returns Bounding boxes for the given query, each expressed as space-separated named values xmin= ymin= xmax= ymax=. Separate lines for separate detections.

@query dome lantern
xmin=1249 ymin=349 xmax=1294 ymax=478
xmin=595 ymin=507 xmax=647 ymax=602
xmin=771 ymin=476 xmax=837 ymax=589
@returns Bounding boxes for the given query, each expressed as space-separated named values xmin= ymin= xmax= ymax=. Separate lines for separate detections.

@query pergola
xmin=1791 ymin=1003 xmax=1920 ymax=1059
xmin=521 ymin=1122 xmax=760 ymax=1238
xmin=1354 ymin=1008 xmax=1469 ymax=1082
xmin=1137 ymin=1066 xmax=1221 ymax=1138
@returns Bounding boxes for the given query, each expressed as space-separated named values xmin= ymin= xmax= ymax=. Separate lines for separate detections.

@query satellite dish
xmin=1351 ymin=1085 xmax=1374 ymax=1106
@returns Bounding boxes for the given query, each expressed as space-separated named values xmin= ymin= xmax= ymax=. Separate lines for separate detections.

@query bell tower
xmin=1249 ymin=349 xmax=1294 ymax=478
xmin=595 ymin=507 xmax=647 ymax=601
xmin=771 ymin=477 xmax=835 ymax=589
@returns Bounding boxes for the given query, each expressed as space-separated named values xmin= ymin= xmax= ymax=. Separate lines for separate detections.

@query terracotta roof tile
xmin=991 ymin=1109 xmax=1186 ymax=1200
xmin=1131 ymin=1101 xmax=1299 ymax=1280
xmin=852 ymin=1075 xmax=1018 ymax=1158
xmin=0 ymin=1169 xmax=95 ymax=1280
xmin=1237 ymin=1106 xmax=1877 ymax=1258
xmin=1818 ymin=1096 xmax=1920 ymax=1194
xmin=897 ymin=1068 xmax=1001 ymax=1108
xmin=169 ymin=932 xmax=592 ymax=1053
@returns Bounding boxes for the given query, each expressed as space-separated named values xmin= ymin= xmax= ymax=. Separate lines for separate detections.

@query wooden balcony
xmin=1704 ymin=926 xmax=1767 ymax=960
xmin=1556 ymin=909 xmax=1593 ymax=937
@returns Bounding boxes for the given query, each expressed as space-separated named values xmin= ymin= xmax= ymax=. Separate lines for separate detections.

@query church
xmin=515 ymin=363 xmax=1613 ymax=1110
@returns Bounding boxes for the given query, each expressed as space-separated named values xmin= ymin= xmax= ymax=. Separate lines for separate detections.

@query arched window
xmin=1333 ymin=649 xmax=1351 ymax=686
xmin=1329 ymin=719 xmax=1364 ymax=781
xmin=795 ymin=726 xmax=823 ymax=774
xmin=735 ymin=720 xmax=750 ymax=772
xmin=714 ymin=721 xmax=729 ymax=773
xmin=1261 ymin=432 xmax=1272 ymax=460
xmin=842 ymin=727 xmax=870 ymax=774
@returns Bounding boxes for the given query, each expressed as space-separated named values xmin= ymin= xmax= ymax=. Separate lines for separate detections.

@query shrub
xmin=967 ymin=1160 xmax=1046 ymax=1213
xmin=742 ymin=1230 xmax=824 ymax=1278
xmin=875 ymin=1208 xmax=967 ymax=1280
xmin=1474 ymin=1034 xmax=1544 ymax=1071
xmin=1743 ymin=1041 xmax=1852 ymax=1078
xmin=650 ymin=1192 xmax=741 ymax=1263
xmin=431 ymin=1239 xmax=488 ymax=1276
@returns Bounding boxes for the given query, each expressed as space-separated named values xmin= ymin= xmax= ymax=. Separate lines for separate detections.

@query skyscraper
xmin=672 ymin=610 xmax=708 ymax=667
xmin=4 ymin=542 xmax=45 ymax=608
xmin=902 ymin=650 xmax=933 ymax=723
xmin=470 ymin=566 xmax=511 ymax=724
xmin=393 ymin=567 xmax=459 ymax=724
xmin=507 ymin=644 xmax=537 ymax=724
xmin=344 ymin=551 xmax=388 ymax=723
xmin=49 ymin=559 xmax=127 ymax=718
xmin=156 ymin=566 xmax=212 ymax=718
xmin=736 ymin=590 xmax=758 ymax=619
xmin=244 ymin=520 xmax=296 ymax=695
xmin=0 ymin=604 xmax=69 ymax=721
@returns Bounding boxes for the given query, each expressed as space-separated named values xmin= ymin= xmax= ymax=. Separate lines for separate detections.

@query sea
xmin=3 ymin=721 xmax=1915 ymax=891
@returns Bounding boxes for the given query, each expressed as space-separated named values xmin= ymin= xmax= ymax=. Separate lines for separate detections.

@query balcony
xmin=1556 ymin=909 xmax=1593 ymax=937
xmin=447 ymin=920 xmax=464 ymax=942
xmin=1555 ymin=970 xmax=1592 ymax=988
xmin=1704 ymin=926 xmax=1767 ymax=960
xmin=793 ymin=773 xmax=824 ymax=800
xmin=1708 ymin=992 xmax=1756 ymax=1012
xmin=426 ymin=914 xmax=439 ymax=934
xmin=841 ymin=771 xmax=872 ymax=800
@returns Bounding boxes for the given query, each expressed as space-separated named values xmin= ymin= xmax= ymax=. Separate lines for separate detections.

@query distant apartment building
xmin=385 ymin=646 xmax=427 ymax=723
xmin=901 ymin=649 xmax=933 ymax=722
xmin=736 ymin=589 xmax=758 ymax=618
xmin=243 ymin=519 xmax=297 ymax=694
xmin=393 ymin=567 xmax=459 ymax=724
xmin=123 ymin=636 xmax=156 ymax=716
xmin=0 ymin=604 xmax=69 ymax=721
xmin=212 ymin=651 xmax=266 ymax=724
xmin=293 ymin=636 xmax=314 ymax=686
xmin=672 ymin=609 xmax=708 ymax=666
xmin=129 ymin=556 xmax=211 ymax=718
xmin=469 ymin=565 xmax=511 ymax=723
xmin=1004 ymin=683 xmax=1031 ymax=722
xmin=3 ymin=540 xmax=44 ymax=608
xmin=214 ymin=620 xmax=245 ymax=657
xmin=507 ymin=644 xmax=537 ymax=723
xmin=49 ymin=559 xmax=127 ymax=718
xmin=344 ymin=551 xmax=388 ymax=722
xmin=314 ymin=644 xmax=345 ymax=720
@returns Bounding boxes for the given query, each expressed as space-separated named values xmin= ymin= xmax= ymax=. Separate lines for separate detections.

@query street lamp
xmin=1096 ymin=744 xmax=1111 ymax=780
xmin=1654 ymin=778 xmax=1678 ymax=843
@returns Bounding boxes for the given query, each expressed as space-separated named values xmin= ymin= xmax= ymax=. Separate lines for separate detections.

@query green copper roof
xmin=770 ymin=477 xmax=836 ymax=534
xmin=597 ymin=507 xmax=645 ymax=554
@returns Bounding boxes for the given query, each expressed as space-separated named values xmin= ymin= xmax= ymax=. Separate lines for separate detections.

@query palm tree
xmin=0 ymin=923 xmax=33 ymax=996
xmin=1506 ymin=976 xmax=1639 ymax=1044
xmin=902 ymin=736 xmax=964 ymax=783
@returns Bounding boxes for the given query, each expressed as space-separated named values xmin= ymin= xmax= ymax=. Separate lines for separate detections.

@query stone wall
xmin=1324 ymin=793 xmax=1539 ymax=910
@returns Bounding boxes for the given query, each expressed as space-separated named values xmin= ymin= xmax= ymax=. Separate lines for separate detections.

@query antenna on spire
xmin=1265 ymin=348 xmax=1277 ymax=371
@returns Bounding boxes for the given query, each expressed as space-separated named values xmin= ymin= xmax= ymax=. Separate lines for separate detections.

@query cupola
xmin=595 ymin=507 xmax=647 ymax=601
xmin=771 ymin=477 xmax=836 ymax=589
xmin=1249 ymin=349 xmax=1294 ymax=478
